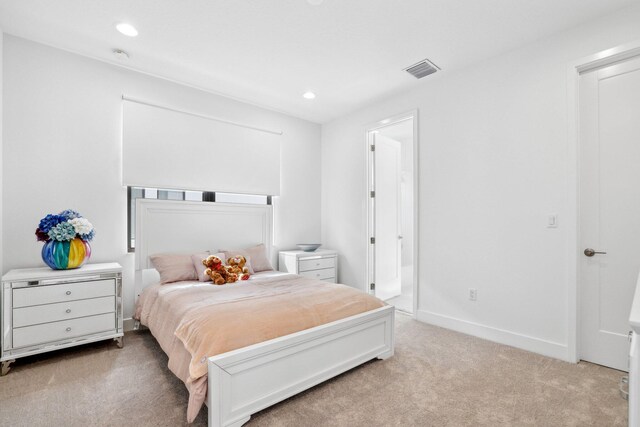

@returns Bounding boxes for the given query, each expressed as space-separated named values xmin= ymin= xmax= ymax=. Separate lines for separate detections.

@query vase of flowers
xmin=35 ymin=209 xmax=95 ymax=270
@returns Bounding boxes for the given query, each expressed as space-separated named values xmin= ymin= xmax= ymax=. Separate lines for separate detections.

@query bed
xmin=133 ymin=199 xmax=395 ymax=427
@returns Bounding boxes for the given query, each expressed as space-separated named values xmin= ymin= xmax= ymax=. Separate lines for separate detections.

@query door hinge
xmin=370 ymin=144 xmax=375 ymax=152
xmin=370 ymin=237 xmax=375 ymax=244
xmin=370 ymin=283 xmax=376 ymax=291
xmin=370 ymin=191 xmax=375 ymax=198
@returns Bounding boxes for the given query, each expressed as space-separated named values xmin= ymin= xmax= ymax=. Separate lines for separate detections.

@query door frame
xmin=365 ymin=110 xmax=419 ymax=316
xmin=567 ymin=40 xmax=640 ymax=363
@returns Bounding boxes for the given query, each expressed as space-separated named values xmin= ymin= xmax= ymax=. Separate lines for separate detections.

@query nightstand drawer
xmin=12 ymin=279 xmax=116 ymax=308
xmin=13 ymin=313 xmax=115 ymax=348
xmin=13 ymin=296 xmax=115 ymax=328
xmin=299 ymin=257 xmax=335 ymax=272
xmin=300 ymin=267 xmax=336 ymax=280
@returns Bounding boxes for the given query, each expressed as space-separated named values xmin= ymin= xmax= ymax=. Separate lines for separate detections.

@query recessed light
xmin=116 ymin=23 xmax=138 ymax=37
xmin=113 ymin=49 xmax=130 ymax=60
xmin=303 ymin=91 xmax=316 ymax=99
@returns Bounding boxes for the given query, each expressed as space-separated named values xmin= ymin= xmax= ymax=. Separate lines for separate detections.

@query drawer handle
xmin=65 ymin=291 xmax=71 ymax=296
xmin=66 ymin=327 xmax=72 ymax=332
xmin=66 ymin=309 xmax=71 ymax=314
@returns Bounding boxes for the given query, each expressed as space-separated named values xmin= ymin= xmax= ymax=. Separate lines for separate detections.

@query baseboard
xmin=416 ymin=309 xmax=570 ymax=362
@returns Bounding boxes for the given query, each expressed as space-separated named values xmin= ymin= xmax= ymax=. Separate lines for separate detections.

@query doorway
xmin=367 ymin=112 xmax=418 ymax=314
xmin=578 ymin=55 xmax=640 ymax=371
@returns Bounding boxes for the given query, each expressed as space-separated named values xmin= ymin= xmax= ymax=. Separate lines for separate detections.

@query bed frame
xmin=135 ymin=199 xmax=395 ymax=427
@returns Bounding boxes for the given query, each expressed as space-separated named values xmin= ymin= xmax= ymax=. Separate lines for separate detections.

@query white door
xmin=374 ymin=134 xmax=402 ymax=301
xmin=579 ymin=56 xmax=640 ymax=371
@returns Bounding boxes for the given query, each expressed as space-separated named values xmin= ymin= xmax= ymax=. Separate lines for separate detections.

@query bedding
xmin=150 ymin=253 xmax=200 ymax=284
xmin=219 ymin=243 xmax=273 ymax=273
xmin=134 ymin=272 xmax=385 ymax=422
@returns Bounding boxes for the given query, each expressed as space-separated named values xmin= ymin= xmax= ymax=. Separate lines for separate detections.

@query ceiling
xmin=0 ymin=0 xmax=636 ymax=123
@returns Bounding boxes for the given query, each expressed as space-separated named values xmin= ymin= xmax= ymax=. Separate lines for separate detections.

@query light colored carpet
xmin=0 ymin=313 xmax=628 ymax=426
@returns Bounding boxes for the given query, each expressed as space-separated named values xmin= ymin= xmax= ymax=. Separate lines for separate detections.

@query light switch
xmin=547 ymin=214 xmax=558 ymax=228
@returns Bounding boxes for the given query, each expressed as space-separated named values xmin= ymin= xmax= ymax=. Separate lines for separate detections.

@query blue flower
xmin=38 ymin=214 xmax=66 ymax=233
xmin=47 ymin=221 xmax=77 ymax=242
xmin=59 ymin=209 xmax=82 ymax=220
xmin=80 ymin=229 xmax=95 ymax=242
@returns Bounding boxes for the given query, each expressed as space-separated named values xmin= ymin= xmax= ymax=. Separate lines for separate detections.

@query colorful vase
xmin=41 ymin=238 xmax=91 ymax=270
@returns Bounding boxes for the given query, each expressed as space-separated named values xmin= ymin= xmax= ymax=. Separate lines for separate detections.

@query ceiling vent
xmin=404 ymin=59 xmax=440 ymax=79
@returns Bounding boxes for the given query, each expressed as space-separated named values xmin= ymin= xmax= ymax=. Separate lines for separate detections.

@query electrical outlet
xmin=469 ymin=288 xmax=477 ymax=301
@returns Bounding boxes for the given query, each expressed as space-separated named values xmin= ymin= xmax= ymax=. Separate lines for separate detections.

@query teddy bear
xmin=202 ymin=255 xmax=238 ymax=285
xmin=227 ymin=255 xmax=251 ymax=281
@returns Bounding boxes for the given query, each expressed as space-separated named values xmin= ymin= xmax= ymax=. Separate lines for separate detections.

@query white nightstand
xmin=278 ymin=249 xmax=338 ymax=283
xmin=1 ymin=262 xmax=123 ymax=375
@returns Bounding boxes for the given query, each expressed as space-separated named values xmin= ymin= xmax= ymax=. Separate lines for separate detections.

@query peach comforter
xmin=134 ymin=273 xmax=384 ymax=422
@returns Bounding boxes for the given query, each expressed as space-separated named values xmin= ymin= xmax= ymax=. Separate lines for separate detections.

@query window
xmin=127 ymin=187 xmax=271 ymax=252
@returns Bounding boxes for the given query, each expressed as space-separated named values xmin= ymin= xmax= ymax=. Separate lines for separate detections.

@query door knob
xmin=584 ymin=248 xmax=607 ymax=257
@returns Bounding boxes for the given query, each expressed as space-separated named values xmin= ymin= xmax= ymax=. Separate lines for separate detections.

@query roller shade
xmin=122 ymin=99 xmax=281 ymax=195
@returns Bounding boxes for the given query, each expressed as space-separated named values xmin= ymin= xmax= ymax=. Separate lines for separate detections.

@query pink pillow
xmin=220 ymin=244 xmax=273 ymax=273
xmin=150 ymin=253 xmax=198 ymax=284
xmin=191 ymin=252 xmax=225 ymax=282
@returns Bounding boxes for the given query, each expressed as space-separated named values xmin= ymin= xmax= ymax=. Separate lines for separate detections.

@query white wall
xmin=3 ymin=36 xmax=321 ymax=319
xmin=321 ymin=4 xmax=640 ymax=361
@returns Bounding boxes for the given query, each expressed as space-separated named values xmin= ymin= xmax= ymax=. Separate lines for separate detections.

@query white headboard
xmin=135 ymin=199 xmax=273 ymax=295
